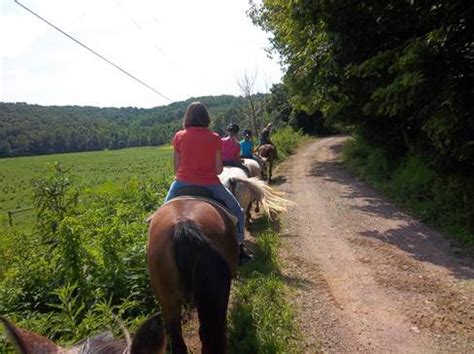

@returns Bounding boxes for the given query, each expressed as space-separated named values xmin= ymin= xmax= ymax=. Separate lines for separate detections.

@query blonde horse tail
xmin=230 ymin=177 xmax=293 ymax=219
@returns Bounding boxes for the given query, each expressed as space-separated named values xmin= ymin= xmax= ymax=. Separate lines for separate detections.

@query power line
xmin=14 ymin=0 xmax=173 ymax=103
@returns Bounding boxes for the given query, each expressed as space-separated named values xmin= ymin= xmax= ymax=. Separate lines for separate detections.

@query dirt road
xmin=276 ymin=136 xmax=474 ymax=353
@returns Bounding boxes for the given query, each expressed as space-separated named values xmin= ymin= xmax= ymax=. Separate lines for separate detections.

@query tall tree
xmin=250 ymin=0 xmax=474 ymax=172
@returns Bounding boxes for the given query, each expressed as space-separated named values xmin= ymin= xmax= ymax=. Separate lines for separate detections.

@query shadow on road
xmin=308 ymin=139 xmax=474 ymax=281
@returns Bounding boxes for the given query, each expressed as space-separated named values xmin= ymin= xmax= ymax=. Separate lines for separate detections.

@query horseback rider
xmin=164 ymin=102 xmax=252 ymax=263
xmin=240 ymin=129 xmax=265 ymax=169
xmin=221 ymin=123 xmax=251 ymax=176
xmin=258 ymin=123 xmax=274 ymax=147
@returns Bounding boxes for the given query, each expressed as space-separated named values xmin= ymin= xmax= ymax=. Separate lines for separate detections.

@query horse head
xmin=0 ymin=313 xmax=166 ymax=354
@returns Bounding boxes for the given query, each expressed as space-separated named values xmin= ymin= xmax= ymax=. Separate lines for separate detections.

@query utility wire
xmin=14 ymin=0 xmax=173 ymax=102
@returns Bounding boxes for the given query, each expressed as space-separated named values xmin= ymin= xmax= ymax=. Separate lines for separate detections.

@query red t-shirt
xmin=172 ymin=127 xmax=221 ymax=185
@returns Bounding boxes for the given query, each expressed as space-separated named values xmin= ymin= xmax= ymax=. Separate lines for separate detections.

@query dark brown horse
xmin=147 ymin=198 xmax=239 ymax=353
xmin=1 ymin=198 xmax=239 ymax=354
xmin=257 ymin=144 xmax=277 ymax=183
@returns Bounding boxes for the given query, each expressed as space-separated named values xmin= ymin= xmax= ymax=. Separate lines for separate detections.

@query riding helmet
xmin=226 ymin=123 xmax=240 ymax=133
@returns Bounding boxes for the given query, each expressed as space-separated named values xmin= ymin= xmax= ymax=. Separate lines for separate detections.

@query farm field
xmin=0 ymin=144 xmax=177 ymax=351
xmin=0 ymin=146 xmax=174 ymax=227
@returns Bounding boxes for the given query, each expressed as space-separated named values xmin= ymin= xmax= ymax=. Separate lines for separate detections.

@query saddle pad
xmin=146 ymin=196 xmax=238 ymax=225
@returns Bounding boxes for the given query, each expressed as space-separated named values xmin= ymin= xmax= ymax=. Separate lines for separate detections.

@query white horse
xmin=242 ymin=157 xmax=267 ymax=180
xmin=219 ymin=167 xmax=291 ymax=229
xmin=242 ymin=158 xmax=260 ymax=178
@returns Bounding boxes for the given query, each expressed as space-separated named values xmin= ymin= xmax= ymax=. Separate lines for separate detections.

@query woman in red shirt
xmin=164 ymin=102 xmax=250 ymax=261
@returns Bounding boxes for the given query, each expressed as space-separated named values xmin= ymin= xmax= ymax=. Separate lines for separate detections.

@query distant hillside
xmin=0 ymin=95 xmax=259 ymax=157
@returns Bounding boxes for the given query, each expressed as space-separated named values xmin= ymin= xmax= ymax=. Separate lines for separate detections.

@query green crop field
xmin=0 ymin=146 xmax=174 ymax=227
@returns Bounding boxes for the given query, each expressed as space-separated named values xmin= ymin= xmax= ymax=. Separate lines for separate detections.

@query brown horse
xmin=146 ymin=198 xmax=239 ymax=353
xmin=1 ymin=198 xmax=239 ymax=354
xmin=257 ymin=144 xmax=277 ymax=183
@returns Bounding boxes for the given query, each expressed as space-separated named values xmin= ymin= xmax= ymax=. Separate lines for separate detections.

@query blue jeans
xmin=164 ymin=180 xmax=245 ymax=243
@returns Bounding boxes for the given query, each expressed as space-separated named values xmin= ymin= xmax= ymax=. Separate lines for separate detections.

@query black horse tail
xmin=173 ymin=220 xmax=231 ymax=353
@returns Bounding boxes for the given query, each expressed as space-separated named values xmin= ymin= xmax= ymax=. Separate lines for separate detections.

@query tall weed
xmin=272 ymin=127 xmax=307 ymax=160
xmin=0 ymin=164 xmax=164 ymax=349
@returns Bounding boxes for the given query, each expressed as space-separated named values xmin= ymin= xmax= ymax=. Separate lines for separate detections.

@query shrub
xmin=272 ymin=127 xmax=306 ymax=160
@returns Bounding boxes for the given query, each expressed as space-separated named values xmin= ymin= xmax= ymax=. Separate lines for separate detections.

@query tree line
xmin=250 ymin=0 xmax=473 ymax=175
xmin=0 ymin=95 xmax=266 ymax=158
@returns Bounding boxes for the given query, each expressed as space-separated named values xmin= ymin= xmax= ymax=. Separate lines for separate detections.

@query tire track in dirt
xmin=276 ymin=136 xmax=474 ymax=353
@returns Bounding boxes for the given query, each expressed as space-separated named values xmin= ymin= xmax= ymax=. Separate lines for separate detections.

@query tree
xmin=250 ymin=0 xmax=474 ymax=172
xmin=237 ymin=71 xmax=265 ymax=136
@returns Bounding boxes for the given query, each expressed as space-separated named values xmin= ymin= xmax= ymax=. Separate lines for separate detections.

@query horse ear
xmin=0 ymin=316 xmax=63 ymax=354
xmin=130 ymin=313 xmax=166 ymax=354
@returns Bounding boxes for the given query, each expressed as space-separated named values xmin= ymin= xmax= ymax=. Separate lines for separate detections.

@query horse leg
xmin=196 ymin=272 xmax=231 ymax=354
xmin=246 ymin=203 xmax=252 ymax=230
xmin=162 ymin=302 xmax=187 ymax=354
xmin=148 ymin=253 xmax=186 ymax=353
xmin=268 ymin=160 xmax=273 ymax=183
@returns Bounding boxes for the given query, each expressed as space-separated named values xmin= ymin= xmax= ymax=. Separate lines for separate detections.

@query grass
xmin=228 ymin=220 xmax=301 ymax=354
xmin=272 ymin=127 xmax=307 ymax=160
xmin=0 ymin=146 xmax=173 ymax=227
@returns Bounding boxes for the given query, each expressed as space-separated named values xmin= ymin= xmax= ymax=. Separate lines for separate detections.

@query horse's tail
xmin=173 ymin=220 xmax=231 ymax=352
xmin=230 ymin=177 xmax=293 ymax=219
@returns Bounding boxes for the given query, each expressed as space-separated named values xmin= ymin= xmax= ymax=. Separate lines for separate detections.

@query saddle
xmin=223 ymin=160 xmax=250 ymax=177
xmin=146 ymin=186 xmax=238 ymax=224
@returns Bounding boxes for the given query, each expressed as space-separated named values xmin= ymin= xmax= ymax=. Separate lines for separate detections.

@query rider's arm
xmin=215 ymin=149 xmax=223 ymax=174
xmin=234 ymin=150 xmax=241 ymax=161
xmin=173 ymin=150 xmax=180 ymax=173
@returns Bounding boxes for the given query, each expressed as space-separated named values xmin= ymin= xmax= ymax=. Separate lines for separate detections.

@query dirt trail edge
xmin=276 ymin=136 xmax=474 ymax=353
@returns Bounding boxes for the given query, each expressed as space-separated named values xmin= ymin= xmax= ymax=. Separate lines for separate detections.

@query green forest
xmin=0 ymin=95 xmax=269 ymax=158
xmin=251 ymin=0 xmax=472 ymax=173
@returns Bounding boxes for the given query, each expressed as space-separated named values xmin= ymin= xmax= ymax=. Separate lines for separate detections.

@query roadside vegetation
xmin=343 ymin=137 xmax=474 ymax=246
xmin=0 ymin=126 xmax=305 ymax=352
xmin=228 ymin=129 xmax=307 ymax=353
xmin=272 ymin=127 xmax=307 ymax=160
xmin=229 ymin=223 xmax=300 ymax=353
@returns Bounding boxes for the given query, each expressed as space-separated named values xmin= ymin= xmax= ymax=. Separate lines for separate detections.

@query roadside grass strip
xmin=228 ymin=220 xmax=301 ymax=354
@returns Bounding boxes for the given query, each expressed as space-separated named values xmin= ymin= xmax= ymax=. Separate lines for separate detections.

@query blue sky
xmin=0 ymin=0 xmax=282 ymax=108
